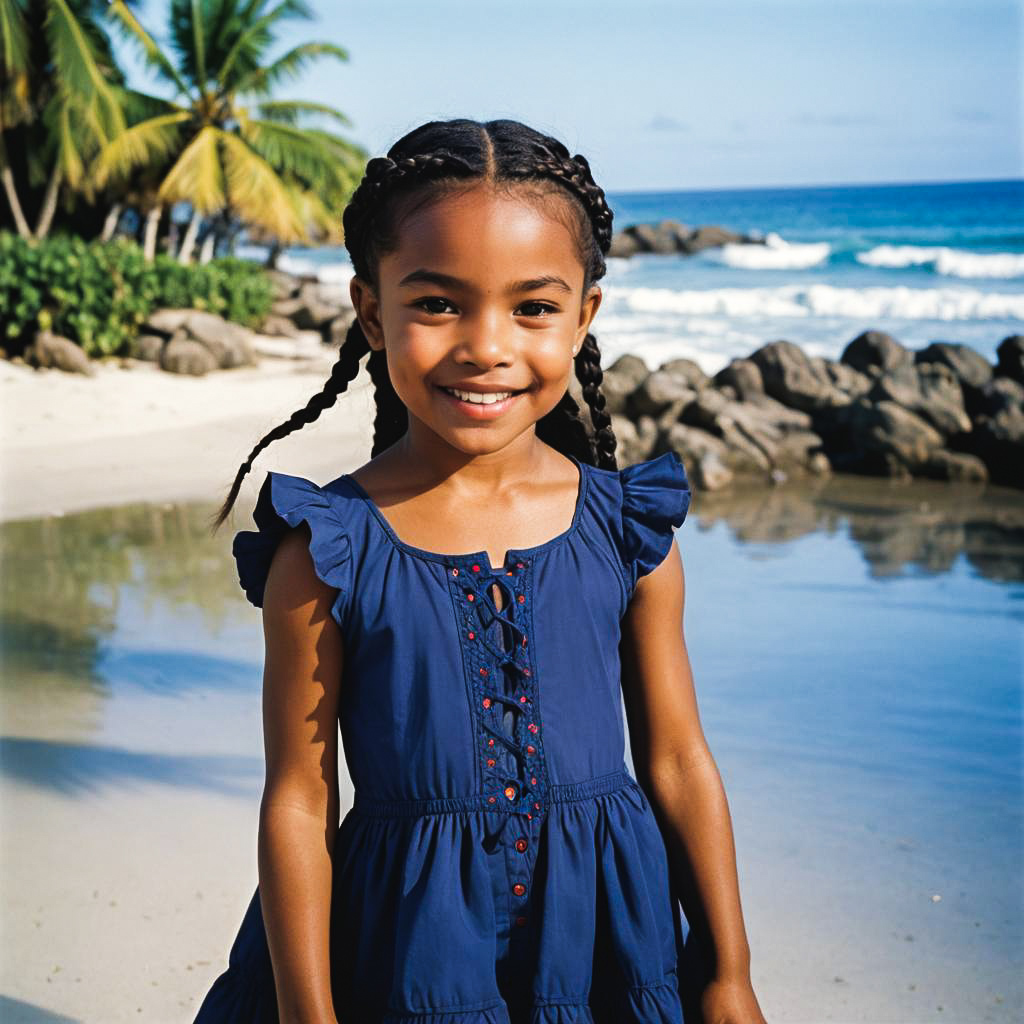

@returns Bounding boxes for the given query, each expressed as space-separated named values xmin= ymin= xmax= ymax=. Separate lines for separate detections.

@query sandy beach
xmin=0 ymin=354 xmax=378 ymax=524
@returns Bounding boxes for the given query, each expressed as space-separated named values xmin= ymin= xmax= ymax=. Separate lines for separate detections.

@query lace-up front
xmin=195 ymin=450 xmax=693 ymax=1024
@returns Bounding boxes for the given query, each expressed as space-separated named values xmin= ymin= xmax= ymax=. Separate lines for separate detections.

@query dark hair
xmin=210 ymin=118 xmax=619 ymax=533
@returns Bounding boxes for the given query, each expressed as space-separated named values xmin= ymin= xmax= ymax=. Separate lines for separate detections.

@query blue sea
xmin=246 ymin=177 xmax=1024 ymax=375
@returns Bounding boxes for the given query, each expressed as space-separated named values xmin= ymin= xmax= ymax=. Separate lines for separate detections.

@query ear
xmin=350 ymin=276 xmax=385 ymax=350
xmin=574 ymin=285 xmax=602 ymax=346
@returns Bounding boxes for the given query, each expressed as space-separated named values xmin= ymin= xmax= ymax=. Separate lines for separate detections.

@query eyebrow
xmin=397 ymin=268 xmax=573 ymax=293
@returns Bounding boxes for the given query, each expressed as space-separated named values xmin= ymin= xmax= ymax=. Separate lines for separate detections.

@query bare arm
xmin=257 ymin=524 xmax=343 ymax=1024
xmin=620 ymin=539 xmax=767 ymax=1024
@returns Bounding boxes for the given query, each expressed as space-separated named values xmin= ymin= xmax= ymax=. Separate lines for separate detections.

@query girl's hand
xmin=697 ymin=974 xmax=768 ymax=1024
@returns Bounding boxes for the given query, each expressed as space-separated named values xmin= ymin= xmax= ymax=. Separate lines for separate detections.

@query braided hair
xmin=211 ymin=118 xmax=618 ymax=532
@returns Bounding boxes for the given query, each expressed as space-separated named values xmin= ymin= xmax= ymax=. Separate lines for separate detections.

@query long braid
xmin=575 ymin=333 xmax=618 ymax=468
xmin=208 ymin=321 xmax=370 ymax=531
xmin=366 ymin=347 xmax=408 ymax=456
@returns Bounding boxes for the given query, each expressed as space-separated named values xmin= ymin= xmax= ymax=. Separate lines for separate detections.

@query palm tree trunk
xmin=198 ymin=229 xmax=216 ymax=264
xmin=142 ymin=205 xmax=162 ymax=261
xmin=34 ymin=163 xmax=62 ymax=239
xmin=100 ymin=202 xmax=124 ymax=242
xmin=177 ymin=208 xmax=202 ymax=264
xmin=1 ymin=159 xmax=32 ymax=239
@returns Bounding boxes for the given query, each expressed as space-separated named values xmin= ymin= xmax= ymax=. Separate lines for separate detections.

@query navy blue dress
xmin=195 ymin=450 xmax=693 ymax=1024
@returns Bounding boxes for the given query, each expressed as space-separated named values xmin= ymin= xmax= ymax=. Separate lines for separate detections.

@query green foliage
xmin=0 ymin=233 xmax=272 ymax=357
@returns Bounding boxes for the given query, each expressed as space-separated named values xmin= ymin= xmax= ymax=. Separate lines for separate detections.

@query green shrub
xmin=0 ymin=233 xmax=273 ymax=358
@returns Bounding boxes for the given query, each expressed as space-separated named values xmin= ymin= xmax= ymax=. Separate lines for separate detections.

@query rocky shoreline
xmin=12 ymin=262 xmax=1023 ymax=494
xmin=608 ymin=219 xmax=766 ymax=258
xmin=603 ymin=332 xmax=1024 ymax=491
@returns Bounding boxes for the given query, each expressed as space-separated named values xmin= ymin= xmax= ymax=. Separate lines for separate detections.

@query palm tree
xmin=98 ymin=0 xmax=365 ymax=262
xmin=0 ymin=0 xmax=128 ymax=239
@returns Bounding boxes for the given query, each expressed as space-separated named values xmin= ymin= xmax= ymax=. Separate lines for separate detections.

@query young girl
xmin=195 ymin=118 xmax=766 ymax=1024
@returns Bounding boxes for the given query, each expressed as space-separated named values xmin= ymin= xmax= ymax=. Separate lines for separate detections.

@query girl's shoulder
xmin=231 ymin=468 xmax=362 ymax=623
xmin=586 ymin=450 xmax=692 ymax=593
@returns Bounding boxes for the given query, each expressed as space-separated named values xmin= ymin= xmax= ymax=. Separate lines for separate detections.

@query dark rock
xmin=262 ymin=313 xmax=302 ymax=338
xmin=602 ymin=355 xmax=651 ymax=416
xmin=130 ymin=333 xmax=166 ymax=362
xmin=713 ymin=358 xmax=764 ymax=400
xmin=624 ymin=220 xmax=691 ymax=254
xmin=144 ymin=309 xmax=192 ymax=337
xmin=325 ymin=312 xmax=358 ymax=349
xmin=266 ymin=269 xmax=301 ymax=301
xmin=659 ymin=357 xmax=708 ymax=391
xmin=664 ymin=423 xmax=735 ymax=490
xmin=678 ymin=225 xmax=747 ymax=254
xmin=834 ymin=398 xmax=945 ymax=472
xmin=840 ymin=330 xmax=913 ymax=378
xmin=921 ymin=450 xmax=988 ymax=483
xmin=749 ymin=340 xmax=850 ymax=413
xmin=823 ymin=360 xmax=873 ymax=399
xmin=628 ymin=369 xmax=697 ymax=419
xmin=26 ymin=331 xmax=95 ymax=375
xmin=867 ymin=362 xmax=972 ymax=437
xmin=160 ymin=337 xmax=219 ymax=375
xmin=608 ymin=232 xmax=641 ymax=259
xmin=962 ymin=378 xmax=1024 ymax=486
xmin=915 ymin=341 xmax=994 ymax=391
xmin=995 ymin=335 xmax=1024 ymax=384
xmin=176 ymin=311 xmax=257 ymax=368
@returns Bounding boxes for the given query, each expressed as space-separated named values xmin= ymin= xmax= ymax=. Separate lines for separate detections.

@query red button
xmin=487 ymin=758 xmax=495 ymax=767
xmin=468 ymin=631 xmax=475 ymax=640
xmin=479 ymin=667 xmax=488 ymax=677
xmin=519 ymin=696 xmax=527 ymax=703
xmin=515 ymin=915 xmax=527 ymax=926
xmin=528 ymin=723 xmax=538 ymax=733
xmin=530 ymin=776 xmax=537 ymax=785
xmin=516 ymin=562 xmax=525 ymax=569
xmin=482 ymin=698 xmax=491 ymax=708
xmin=515 ymin=838 xmax=528 ymax=852
xmin=488 ymin=796 xmax=497 ymax=803
xmin=517 ymin=594 xmax=525 ymax=604
xmin=504 ymin=785 xmax=517 ymax=801
xmin=526 ymin=745 xmax=535 ymax=755
xmin=467 ymin=593 xmax=475 ymax=602
xmin=451 ymin=568 xmax=459 ymax=576
xmin=513 ymin=883 xmax=526 ymax=896
xmin=472 ymin=564 xmax=480 ymax=572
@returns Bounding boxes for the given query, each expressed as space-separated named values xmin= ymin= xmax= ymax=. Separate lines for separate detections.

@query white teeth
xmin=444 ymin=387 xmax=515 ymax=405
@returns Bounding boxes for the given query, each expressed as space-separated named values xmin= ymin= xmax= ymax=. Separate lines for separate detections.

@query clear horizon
xmin=116 ymin=0 xmax=1022 ymax=193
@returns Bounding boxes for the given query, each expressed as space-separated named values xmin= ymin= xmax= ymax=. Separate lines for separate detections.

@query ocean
xmin=246 ymin=177 xmax=1024 ymax=376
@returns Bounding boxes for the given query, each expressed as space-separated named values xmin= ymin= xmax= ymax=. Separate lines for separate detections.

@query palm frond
xmin=92 ymin=109 xmax=191 ymax=188
xmin=216 ymin=127 xmax=305 ymax=240
xmin=107 ymin=0 xmax=192 ymax=99
xmin=254 ymin=99 xmax=351 ymax=127
xmin=216 ymin=0 xmax=314 ymax=93
xmin=46 ymin=0 xmax=126 ymax=141
xmin=158 ymin=123 xmax=227 ymax=212
xmin=233 ymin=41 xmax=348 ymax=97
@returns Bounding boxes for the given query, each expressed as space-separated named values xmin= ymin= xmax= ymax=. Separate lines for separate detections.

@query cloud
xmin=648 ymin=114 xmax=690 ymax=132
xmin=790 ymin=112 xmax=883 ymax=127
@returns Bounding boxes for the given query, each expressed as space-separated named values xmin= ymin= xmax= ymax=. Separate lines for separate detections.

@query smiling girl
xmin=197 ymin=118 xmax=766 ymax=1024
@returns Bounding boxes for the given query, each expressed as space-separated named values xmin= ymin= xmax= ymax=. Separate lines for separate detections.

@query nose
xmin=453 ymin=305 xmax=514 ymax=368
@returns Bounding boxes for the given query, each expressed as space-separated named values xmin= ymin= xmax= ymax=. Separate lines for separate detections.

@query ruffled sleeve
xmin=619 ymin=451 xmax=692 ymax=593
xmin=231 ymin=471 xmax=353 ymax=627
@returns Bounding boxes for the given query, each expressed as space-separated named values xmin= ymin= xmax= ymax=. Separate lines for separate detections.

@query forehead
xmin=379 ymin=183 xmax=585 ymax=287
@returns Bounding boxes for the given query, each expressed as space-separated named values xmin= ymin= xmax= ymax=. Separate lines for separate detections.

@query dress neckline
xmin=339 ymin=453 xmax=589 ymax=573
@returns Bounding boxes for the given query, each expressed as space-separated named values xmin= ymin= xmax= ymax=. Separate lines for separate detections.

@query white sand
xmin=0 ymin=352 xmax=376 ymax=524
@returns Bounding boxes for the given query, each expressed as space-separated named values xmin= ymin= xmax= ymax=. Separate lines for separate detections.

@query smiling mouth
xmin=439 ymin=386 xmax=527 ymax=406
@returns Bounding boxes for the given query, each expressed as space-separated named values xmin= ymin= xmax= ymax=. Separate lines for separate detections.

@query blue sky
xmin=120 ymin=0 xmax=1021 ymax=192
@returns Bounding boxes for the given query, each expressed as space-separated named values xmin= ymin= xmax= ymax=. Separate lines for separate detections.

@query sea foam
xmin=611 ymin=284 xmax=1024 ymax=321
xmin=708 ymin=231 xmax=831 ymax=270
xmin=857 ymin=245 xmax=1024 ymax=279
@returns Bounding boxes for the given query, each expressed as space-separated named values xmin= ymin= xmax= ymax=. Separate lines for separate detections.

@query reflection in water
xmin=691 ymin=474 xmax=1024 ymax=582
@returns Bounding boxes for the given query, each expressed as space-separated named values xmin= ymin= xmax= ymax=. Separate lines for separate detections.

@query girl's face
xmin=350 ymin=182 xmax=602 ymax=459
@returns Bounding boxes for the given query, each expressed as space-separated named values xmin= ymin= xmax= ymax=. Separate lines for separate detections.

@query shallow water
xmin=1 ymin=476 xmax=1021 ymax=1023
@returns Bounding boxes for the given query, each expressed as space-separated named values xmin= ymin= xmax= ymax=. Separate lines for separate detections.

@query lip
xmin=436 ymin=384 xmax=524 ymax=419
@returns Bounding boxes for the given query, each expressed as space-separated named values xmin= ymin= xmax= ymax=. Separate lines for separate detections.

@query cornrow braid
xmin=208 ymin=321 xmax=370 ymax=531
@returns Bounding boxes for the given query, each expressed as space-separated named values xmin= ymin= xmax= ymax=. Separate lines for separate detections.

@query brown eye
xmin=415 ymin=297 xmax=457 ymax=315
xmin=518 ymin=301 xmax=557 ymax=317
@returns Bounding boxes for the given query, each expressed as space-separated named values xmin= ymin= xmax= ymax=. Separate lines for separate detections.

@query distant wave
xmin=856 ymin=245 xmax=1024 ymax=279
xmin=612 ymin=284 xmax=1024 ymax=321
xmin=707 ymin=232 xmax=831 ymax=270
